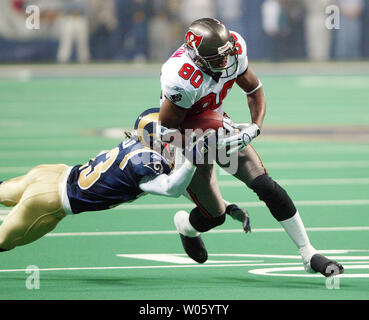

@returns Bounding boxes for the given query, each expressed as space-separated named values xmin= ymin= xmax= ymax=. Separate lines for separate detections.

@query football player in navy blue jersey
xmin=0 ymin=108 xmax=208 ymax=252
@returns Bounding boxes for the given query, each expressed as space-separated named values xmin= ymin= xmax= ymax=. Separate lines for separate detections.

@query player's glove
xmin=222 ymin=117 xmax=237 ymax=135
xmin=217 ymin=123 xmax=260 ymax=155
xmin=226 ymin=204 xmax=252 ymax=233
xmin=183 ymin=130 xmax=217 ymax=164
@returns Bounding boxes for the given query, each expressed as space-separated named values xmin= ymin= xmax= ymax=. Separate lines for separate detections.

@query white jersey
xmin=160 ymin=31 xmax=248 ymax=116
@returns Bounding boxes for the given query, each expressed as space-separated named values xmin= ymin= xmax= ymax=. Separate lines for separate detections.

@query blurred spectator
xmin=334 ymin=0 xmax=364 ymax=59
xmin=57 ymin=0 xmax=90 ymax=63
xmin=148 ymin=11 xmax=171 ymax=62
xmin=88 ymin=0 xmax=117 ymax=61
xmin=362 ymin=1 xmax=369 ymax=58
xmin=261 ymin=0 xmax=290 ymax=61
xmin=179 ymin=0 xmax=216 ymax=28
xmin=262 ymin=0 xmax=281 ymax=37
xmin=1 ymin=0 xmax=368 ymax=63
xmin=216 ymin=0 xmax=243 ymax=32
xmin=303 ymin=0 xmax=332 ymax=61
xmin=166 ymin=0 xmax=185 ymax=52
xmin=284 ymin=0 xmax=306 ymax=59
xmin=123 ymin=0 xmax=149 ymax=62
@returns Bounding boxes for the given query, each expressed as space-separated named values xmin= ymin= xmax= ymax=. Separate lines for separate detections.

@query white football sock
xmin=279 ymin=211 xmax=310 ymax=248
xmin=174 ymin=210 xmax=200 ymax=238
xmin=279 ymin=211 xmax=317 ymax=264
xmin=299 ymin=243 xmax=318 ymax=272
xmin=223 ymin=200 xmax=231 ymax=208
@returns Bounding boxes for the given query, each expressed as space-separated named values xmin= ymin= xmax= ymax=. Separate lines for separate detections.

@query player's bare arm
xmin=158 ymin=98 xmax=192 ymax=152
xmin=218 ymin=68 xmax=266 ymax=154
xmin=159 ymin=98 xmax=188 ymax=129
xmin=236 ymin=67 xmax=266 ymax=129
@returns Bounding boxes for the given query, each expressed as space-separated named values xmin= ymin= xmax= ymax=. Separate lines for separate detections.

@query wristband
xmin=245 ymin=80 xmax=263 ymax=96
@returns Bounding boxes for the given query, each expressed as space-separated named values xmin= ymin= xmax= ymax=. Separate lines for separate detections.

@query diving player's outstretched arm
xmin=139 ymin=158 xmax=195 ymax=198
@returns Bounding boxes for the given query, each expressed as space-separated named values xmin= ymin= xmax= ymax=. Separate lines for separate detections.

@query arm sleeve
xmin=138 ymin=158 xmax=196 ymax=197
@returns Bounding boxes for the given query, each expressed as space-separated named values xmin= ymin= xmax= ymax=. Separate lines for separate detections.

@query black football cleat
xmin=179 ymin=234 xmax=208 ymax=264
xmin=310 ymin=254 xmax=344 ymax=277
xmin=226 ymin=204 xmax=251 ymax=233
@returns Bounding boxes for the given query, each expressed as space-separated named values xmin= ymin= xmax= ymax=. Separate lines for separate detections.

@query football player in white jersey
xmin=158 ymin=18 xmax=343 ymax=277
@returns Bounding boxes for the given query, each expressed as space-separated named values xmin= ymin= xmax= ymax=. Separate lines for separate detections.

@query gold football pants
xmin=0 ymin=164 xmax=68 ymax=250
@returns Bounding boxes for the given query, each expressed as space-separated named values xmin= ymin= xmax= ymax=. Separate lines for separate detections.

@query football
xmin=179 ymin=109 xmax=224 ymax=133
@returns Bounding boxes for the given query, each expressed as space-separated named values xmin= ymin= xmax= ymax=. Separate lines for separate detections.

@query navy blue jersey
xmin=66 ymin=139 xmax=172 ymax=214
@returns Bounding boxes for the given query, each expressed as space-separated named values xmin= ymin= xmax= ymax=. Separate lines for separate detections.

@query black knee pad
xmin=250 ymin=174 xmax=296 ymax=221
xmin=189 ymin=207 xmax=226 ymax=232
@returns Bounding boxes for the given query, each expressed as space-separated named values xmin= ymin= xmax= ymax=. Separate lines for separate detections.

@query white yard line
xmin=0 ymin=261 xmax=368 ymax=274
xmin=104 ymin=199 xmax=369 ymax=210
xmin=0 ymin=151 xmax=92 ymax=159
xmin=33 ymin=226 xmax=369 ymax=237
xmin=265 ymin=161 xmax=369 ymax=169
xmin=217 ymin=161 xmax=369 ymax=172
xmin=0 ymin=262 xmax=306 ymax=273
xmin=256 ymin=146 xmax=369 ymax=155
xmin=2 ymin=160 xmax=369 ymax=173
xmin=1 ymin=145 xmax=369 ymax=155
xmin=218 ymin=178 xmax=369 ymax=187
xmin=1 ymin=199 xmax=369 ymax=216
